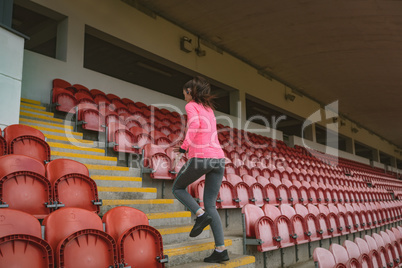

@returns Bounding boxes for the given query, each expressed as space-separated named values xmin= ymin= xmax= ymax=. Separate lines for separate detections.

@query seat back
xmin=102 ymin=206 xmax=149 ymax=242
xmin=0 ymin=208 xmax=42 ymax=237
xmin=330 ymin=243 xmax=349 ymax=265
xmin=0 ymin=154 xmax=45 ymax=179
xmin=45 ymin=158 xmax=89 ymax=184
xmin=242 ymin=204 xmax=264 ymax=237
xmin=313 ymin=247 xmax=337 ymax=268
xmin=43 ymin=207 xmax=118 ymax=267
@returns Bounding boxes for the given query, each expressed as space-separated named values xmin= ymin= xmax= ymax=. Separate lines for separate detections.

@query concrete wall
xmin=0 ymin=26 xmax=25 ymax=128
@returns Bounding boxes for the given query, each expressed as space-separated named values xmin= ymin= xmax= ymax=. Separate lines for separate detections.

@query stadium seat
xmin=294 ymin=204 xmax=322 ymax=242
xmin=46 ymin=158 xmax=101 ymax=213
xmin=242 ymin=174 xmax=265 ymax=206
xmin=307 ymin=204 xmax=332 ymax=239
xmin=52 ymin=87 xmax=77 ymax=113
xmin=109 ymin=123 xmax=140 ymax=154
xmin=365 ymin=235 xmax=389 ymax=268
xmin=343 ymin=240 xmax=370 ymax=268
xmin=4 ymin=124 xmax=51 ymax=163
xmin=355 ymin=237 xmax=381 ymax=268
xmin=43 ymin=207 xmax=118 ymax=268
xmin=0 ymin=154 xmax=52 ymax=218
xmin=313 ymin=247 xmax=340 ymax=268
xmin=76 ymin=103 xmax=105 ymax=132
xmin=0 ymin=208 xmax=54 ymax=267
xmin=216 ymin=180 xmax=237 ymax=209
xmin=226 ymin=174 xmax=251 ymax=207
xmin=102 ymin=206 xmax=168 ymax=267
xmin=280 ymin=204 xmax=309 ymax=244
xmin=329 ymin=243 xmax=359 ymax=267
xmin=319 ymin=204 xmax=343 ymax=237
xmin=262 ymin=204 xmax=295 ymax=249
xmin=0 ymin=128 xmax=6 ymax=156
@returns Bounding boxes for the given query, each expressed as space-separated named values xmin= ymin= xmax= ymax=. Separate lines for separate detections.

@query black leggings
xmin=172 ymin=158 xmax=225 ymax=247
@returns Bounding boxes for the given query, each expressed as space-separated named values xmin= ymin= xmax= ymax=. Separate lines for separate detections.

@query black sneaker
xmin=189 ymin=213 xmax=212 ymax=237
xmin=204 ymin=249 xmax=230 ymax=263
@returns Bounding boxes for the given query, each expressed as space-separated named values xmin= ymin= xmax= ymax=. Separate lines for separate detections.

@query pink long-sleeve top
xmin=180 ymin=101 xmax=224 ymax=159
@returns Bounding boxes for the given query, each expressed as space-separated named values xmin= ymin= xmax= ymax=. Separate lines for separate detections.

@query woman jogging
xmin=172 ymin=76 xmax=229 ymax=263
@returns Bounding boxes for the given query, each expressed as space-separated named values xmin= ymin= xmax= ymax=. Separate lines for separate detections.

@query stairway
xmin=19 ymin=98 xmax=256 ymax=268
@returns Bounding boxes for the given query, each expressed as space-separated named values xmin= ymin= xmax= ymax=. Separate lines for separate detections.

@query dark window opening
xmin=84 ymin=28 xmax=231 ymax=114
xmin=12 ymin=1 xmax=65 ymax=59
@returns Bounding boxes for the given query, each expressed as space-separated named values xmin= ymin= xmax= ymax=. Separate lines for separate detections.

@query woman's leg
xmin=172 ymin=158 xmax=211 ymax=214
xmin=203 ymin=158 xmax=225 ymax=247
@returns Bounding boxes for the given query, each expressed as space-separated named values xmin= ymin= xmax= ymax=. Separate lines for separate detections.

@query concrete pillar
xmin=0 ymin=26 xmax=26 ymax=127
xmin=303 ymin=123 xmax=316 ymax=142
xmin=346 ymin=138 xmax=355 ymax=154
xmin=372 ymin=149 xmax=380 ymax=162
xmin=65 ymin=17 xmax=85 ymax=66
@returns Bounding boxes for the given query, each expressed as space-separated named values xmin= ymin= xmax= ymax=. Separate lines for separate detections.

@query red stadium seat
xmin=343 ymin=240 xmax=369 ymax=268
xmin=262 ymin=204 xmax=294 ymax=249
xmin=52 ymin=87 xmax=77 ymax=113
xmin=102 ymin=206 xmax=167 ymax=267
xmin=0 ymin=128 xmax=6 ymax=156
xmin=329 ymin=243 xmax=359 ymax=267
xmin=0 ymin=209 xmax=53 ymax=267
xmin=294 ymin=204 xmax=322 ymax=242
xmin=46 ymin=159 xmax=101 ymax=213
xmin=280 ymin=204 xmax=309 ymax=245
xmin=4 ymin=124 xmax=51 ymax=163
xmin=365 ymin=235 xmax=389 ymax=268
xmin=0 ymin=155 xmax=52 ymax=218
xmin=355 ymin=237 xmax=379 ymax=268
xmin=226 ymin=174 xmax=251 ymax=207
xmin=313 ymin=247 xmax=338 ymax=268
xmin=242 ymin=174 xmax=264 ymax=206
xmin=307 ymin=204 xmax=332 ymax=239
xmin=43 ymin=207 xmax=118 ymax=268
xmin=76 ymin=103 xmax=105 ymax=132
xmin=216 ymin=181 xmax=237 ymax=209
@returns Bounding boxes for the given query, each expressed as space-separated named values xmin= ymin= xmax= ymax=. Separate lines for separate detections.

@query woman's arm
xmin=180 ymin=102 xmax=200 ymax=153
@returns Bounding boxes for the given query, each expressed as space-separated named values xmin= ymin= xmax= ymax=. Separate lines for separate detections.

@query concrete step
xmin=21 ymin=98 xmax=42 ymax=106
xmin=147 ymin=211 xmax=192 ymax=227
xmin=20 ymin=102 xmax=46 ymax=111
xmin=22 ymin=124 xmax=83 ymax=140
xmin=49 ymin=142 xmax=105 ymax=156
xmin=20 ymin=111 xmax=66 ymax=124
xmin=20 ymin=107 xmax=55 ymax=118
xmin=45 ymin=133 xmax=94 ymax=145
xmin=99 ymin=198 xmax=184 ymax=215
xmin=170 ymin=254 xmax=255 ymax=268
xmin=158 ymin=224 xmax=211 ymax=245
xmin=86 ymin=164 xmax=140 ymax=177
xmin=51 ymin=151 xmax=117 ymax=165
xmin=92 ymin=175 xmax=142 ymax=187
xmin=19 ymin=118 xmax=74 ymax=132
xmin=98 ymin=186 xmax=157 ymax=199
xmin=164 ymin=236 xmax=243 ymax=267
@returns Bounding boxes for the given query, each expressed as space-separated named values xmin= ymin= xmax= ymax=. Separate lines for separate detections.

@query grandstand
xmin=1 ymin=1 xmax=402 ymax=268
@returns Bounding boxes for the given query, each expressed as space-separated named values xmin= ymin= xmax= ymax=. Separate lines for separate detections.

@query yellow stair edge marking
xmin=98 ymin=186 xmax=156 ymax=193
xmin=158 ymin=225 xmax=210 ymax=236
xmin=21 ymin=107 xmax=54 ymax=116
xmin=52 ymin=151 xmax=117 ymax=161
xmin=102 ymin=199 xmax=174 ymax=206
xmin=91 ymin=175 xmax=141 ymax=181
xmin=19 ymin=118 xmax=73 ymax=130
xmin=203 ymin=256 xmax=255 ymax=268
xmin=164 ymin=239 xmax=232 ymax=257
xmin=20 ymin=112 xmax=63 ymax=123
xmin=85 ymin=164 xmax=129 ymax=171
xmin=45 ymin=134 xmax=93 ymax=144
xmin=146 ymin=211 xmax=191 ymax=220
xmin=22 ymin=124 xmax=83 ymax=137
xmin=48 ymin=142 xmax=105 ymax=153
xmin=20 ymin=102 xmax=46 ymax=110
xmin=21 ymin=98 xmax=41 ymax=105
